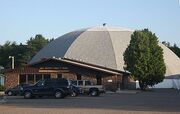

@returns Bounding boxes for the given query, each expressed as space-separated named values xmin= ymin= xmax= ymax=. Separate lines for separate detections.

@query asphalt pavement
xmin=0 ymin=89 xmax=180 ymax=114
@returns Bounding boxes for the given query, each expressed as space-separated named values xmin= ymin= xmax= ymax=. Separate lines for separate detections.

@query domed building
xmin=4 ymin=26 xmax=180 ymax=90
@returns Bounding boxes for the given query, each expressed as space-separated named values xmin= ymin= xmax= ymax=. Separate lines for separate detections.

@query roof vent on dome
xmin=103 ymin=23 xmax=106 ymax=26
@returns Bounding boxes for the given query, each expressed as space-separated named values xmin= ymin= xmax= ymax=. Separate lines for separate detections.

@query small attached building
xmin=4 ymin=58 xmax=129 ymax=90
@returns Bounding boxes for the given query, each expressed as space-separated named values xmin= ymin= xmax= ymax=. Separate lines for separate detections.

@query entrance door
xmin=96 ymin=76 xmax=102 ymax=85
xmin=76 ymin=74 xmax=82 ymax=80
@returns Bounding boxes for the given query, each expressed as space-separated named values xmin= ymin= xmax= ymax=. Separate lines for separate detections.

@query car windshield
xmin=71 ymin=80 xmax=77 ymax=86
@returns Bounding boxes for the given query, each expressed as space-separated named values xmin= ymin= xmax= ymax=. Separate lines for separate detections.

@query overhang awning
xmin=29 ymin=57 xmax=129 ymax=75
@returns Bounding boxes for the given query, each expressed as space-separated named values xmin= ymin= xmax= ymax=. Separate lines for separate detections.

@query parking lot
xmin=0 ymin=89 xmax=180 ymax=114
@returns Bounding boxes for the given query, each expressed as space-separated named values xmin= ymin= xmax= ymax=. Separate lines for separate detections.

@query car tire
xmin=54 ymin=91 xmax=64 ymax=99
xmin=90 ymin=90 xmax=99 ymax=96
xmin=24 ymin=91 xmax=33 ymax=99
xmin=7 ymin=91 xmax=13 ymax=96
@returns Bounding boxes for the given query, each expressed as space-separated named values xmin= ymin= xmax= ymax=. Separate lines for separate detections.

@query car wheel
xmin=71 ymin=91 xmax=78 ymax=97
xmin=7 ymin=91 xmax=13 ymax=96
xmin=54 ymin=91 xmax=64 ymax=99
xmin=24 ymin=91 xmax=33 ymax=99
xmin=90 ymin=90 xmax=99 ymax=96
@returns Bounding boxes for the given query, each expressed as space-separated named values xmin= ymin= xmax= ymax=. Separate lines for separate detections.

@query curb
xmin=106 ymin=90 xmax=141 ymax=94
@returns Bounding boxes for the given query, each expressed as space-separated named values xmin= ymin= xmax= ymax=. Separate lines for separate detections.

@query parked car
xmin=71 ymin=80 xmax=105 ymax=96
xmin=5 ymin=84 xmax=29 ymax=96
xmin=70 ymin=84 xmax=81 ymax=97
xmin=22 ymin=78 xmax=76 ymax=99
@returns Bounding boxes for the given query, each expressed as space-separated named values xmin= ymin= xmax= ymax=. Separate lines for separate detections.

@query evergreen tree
xmin=124 ymin=29 xmax=166 ymax=90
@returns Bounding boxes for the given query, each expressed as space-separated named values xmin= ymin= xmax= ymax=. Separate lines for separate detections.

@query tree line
xmin=162 ymin=41 xmax=180 ymax=58
xmin=0 ymin=34 xmax=53 ymax=69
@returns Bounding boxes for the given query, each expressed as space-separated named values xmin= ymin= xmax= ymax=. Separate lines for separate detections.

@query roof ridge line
xmin=106 ymin=28 xmax=119 ymax=70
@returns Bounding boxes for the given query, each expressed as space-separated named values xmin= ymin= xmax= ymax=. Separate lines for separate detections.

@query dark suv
xmin=22 ymin=78 xmax=74 ymax=99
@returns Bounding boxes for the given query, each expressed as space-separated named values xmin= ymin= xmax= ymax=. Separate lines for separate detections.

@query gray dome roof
xmin=30 ymin=26 xmax=180 ymax=76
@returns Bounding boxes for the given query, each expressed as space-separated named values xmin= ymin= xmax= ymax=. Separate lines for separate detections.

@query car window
xmin=71 ymin=81 xmax=77 ymax=86
xmin=45 ymin=80 xmax=54 ymax=86
xmin=35 ymin=80 xmax=44 ymax=86
xmin=78 ymin=81 xmax=83 ymax=86
xmin=85 ymin=81 xmax=91 ymax=86
xmin=56 ymin=79 xmax=68 ymax=86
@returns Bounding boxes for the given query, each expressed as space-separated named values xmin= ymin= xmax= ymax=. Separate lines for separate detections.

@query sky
xmin=0 ymin=0 xmax=180 ymax=46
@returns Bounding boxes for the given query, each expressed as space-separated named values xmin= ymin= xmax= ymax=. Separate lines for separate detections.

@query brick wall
xmin=5 ymin=73 xmax=19 ymax=89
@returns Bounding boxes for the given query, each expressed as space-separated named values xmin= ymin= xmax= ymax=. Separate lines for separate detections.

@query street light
xmin=9 ymin=56 xmax=14 ymax=69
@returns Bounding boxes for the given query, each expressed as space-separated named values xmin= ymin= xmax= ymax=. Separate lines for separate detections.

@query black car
xmin=22 ymin=78 xmax=75 ymax=99
xmin=5 ymin=84 xmax=29 ymax=96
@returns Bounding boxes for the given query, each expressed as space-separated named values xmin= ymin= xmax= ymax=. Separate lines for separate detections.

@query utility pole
xmin=9 ymin=56 xmax=14 ymax=69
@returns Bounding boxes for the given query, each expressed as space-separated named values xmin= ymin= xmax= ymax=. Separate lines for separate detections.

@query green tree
xmin=0 ymin=34 xmax=50 ymax=68
xmin=0 ymin=41 xmax=30 ymax=68
xmin=169 ymin=44 xmax=180 ymax=58
xmin=0 ymin=41 xmax=16 ymax=68
xmin=27 ymin=34 xmax=49 ymax=59
xmin=124 ymin=29 xmax=166 ymax=90
xmin=162 ymin=41 xmax=180 ymax=58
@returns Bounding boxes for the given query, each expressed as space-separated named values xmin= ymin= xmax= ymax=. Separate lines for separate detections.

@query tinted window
xmin=56 ymin=79 xmax=68 ymax=86
xmin=78 ymin=81 xmax=83 ymax=85
xmin=71 ymin=81 xmax=77 ymax=86
xmin=35 ymin=80 xmax=44 ymax=86
xmin=85 ymin=81 xmax=91 ymax=85
xmin=45 ymin=80 xmax=55 ymax=86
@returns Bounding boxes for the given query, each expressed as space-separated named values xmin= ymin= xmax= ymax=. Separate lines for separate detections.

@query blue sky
xmin=0 ymin=0 xmax=180 ymax=46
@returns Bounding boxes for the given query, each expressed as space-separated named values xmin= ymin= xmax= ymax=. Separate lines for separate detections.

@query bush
xmin=0 ymin=85 xmax=5 ymax=91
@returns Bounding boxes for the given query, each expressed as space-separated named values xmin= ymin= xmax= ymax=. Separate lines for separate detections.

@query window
xmin=96 ymin=77 xmax=102 ymax=85
xmin=36 ymin=74 xmax=42 ymax=82
xmin=35 ymin=80 xmax=44 ymax=86
xmin=56 ymin=79 xmax=68 ymax=86
xmin=45 ymin=80 xmax=55 ymax=86
xmin=71 ymin=80 xmax=77 ymax=86
xmin=28 ymin=74 xmax=34 ymax=84
xmin=78 ymin=81 xmax=83 ymax=86
xmin=85 ymin=81 xmax=91 ymax=86
xmin=57 ymin=74 xmax=62 ymax=79
xmin=77 ymin=74 xmax=81 ymax=80
xmin=44 ymin=74 xmax=50 ymax=79
xmin=19 ymin=74 xmax=26 ymax=84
